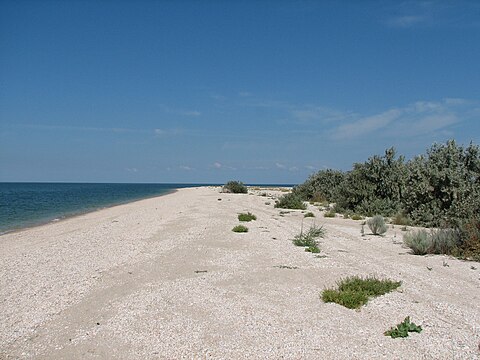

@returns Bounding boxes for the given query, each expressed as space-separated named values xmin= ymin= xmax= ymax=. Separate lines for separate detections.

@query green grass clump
xmin=238 ymin=212 xmax=257 ymax=222
xmin=321 ymin=276 xmax=401 ymax=309
xmin=304 ymin=212 xmax=315 ymax=218
xmin=292 ymin=225 xmax=325 ymax=253
xmin=274 ymin=193 xmax=307 ymax=210
xmin=350 ymin=214 xmax=365 ymax=221
xmin=223 ymin=181 xmax=248 ymax=194
xmin=232 ymin=225 xmax=248 ymax=233
xmin=367 ymin=215 xmax=388 ymax=235
xmin=384 ymin=317 xmax=422 ymax=338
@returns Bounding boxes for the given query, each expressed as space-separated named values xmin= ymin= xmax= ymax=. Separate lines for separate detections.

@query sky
xmin=1 ymin=0 xmax=480 ymax=184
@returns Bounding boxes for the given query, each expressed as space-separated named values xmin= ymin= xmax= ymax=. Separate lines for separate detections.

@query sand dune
xmin=1 ymin=187 xmax=479 ymax=359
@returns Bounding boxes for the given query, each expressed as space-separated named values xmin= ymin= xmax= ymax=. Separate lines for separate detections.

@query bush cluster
xmin=274 ymin=192 xmax=306 ymax=210
xmin=403 ymin=228 xmax=461 ymax=256
xmin=292 ymin=140 xmax=480 ymax=259
xmin=223 ymin=181 xmax=248 ymax=194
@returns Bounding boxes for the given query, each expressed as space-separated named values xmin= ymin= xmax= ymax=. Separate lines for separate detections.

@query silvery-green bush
xmin=367 ymin=215 xmax=388 ymax=235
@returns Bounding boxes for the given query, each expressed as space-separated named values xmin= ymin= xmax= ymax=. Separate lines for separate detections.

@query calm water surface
xmin=0 ymin=183 xmax=208 ymax=234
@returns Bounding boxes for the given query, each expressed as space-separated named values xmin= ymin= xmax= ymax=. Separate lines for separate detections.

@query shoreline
xmin=1 ymin=186 xmax=478 ymax=359
xmin=0 ymin=188 xmax=182 ymax=237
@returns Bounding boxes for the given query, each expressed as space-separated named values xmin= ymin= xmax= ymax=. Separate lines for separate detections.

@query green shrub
xmin=274 ymin=193 xmax=306 ymax=210
xmin=238 ymin=212 xmax=257 ymax=222
xmin=429 ymin=228 xmax=461 ymax=254
xmin=304 ymin=212 xmax=315 ymax=218
xmin=403 ymin=230 xmax=430 ymax=255
xmin=321 ymin=276 xmax=401 ymax=309
xmin=223 ymin=181 xmax=248 ymax=194
xmin=232 ymin=225 xmax=248 ymax=233
xmin=404 ymin=228 xmax=461 ymax=255
xmin=293 ymin=169 xmax=345 ymax=202
xmin=335 ymin=148 xmax=406 ymax=217
xmin=351 ymin=214 xmax=365 ymax=221
xmin=460 ymin=218 xmax=480 ymax=261
xmin=324 ymin=210 xmax=336 ymax=218
xmin=385 ymin=317 xmax=422 ymax=338
xmin=392 ymin=212 xmax=411 ymax=226
xmin=367 ymin=215 xmax=388 ymax=235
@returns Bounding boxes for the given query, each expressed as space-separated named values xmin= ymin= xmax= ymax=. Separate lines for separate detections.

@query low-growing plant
xmin=321 ymin=276 xmax=401 ymax=309
xmin=384 ymin=317 xmax=422 ymax=338
xmin=238 ymin=212 xmax=257 ymax=222
xmin=305 ymin=245 xmax=321 ymax=253
xmin=232 ymin=225 xmax=248 ymax=233
xmin=304 ymin=212 xmax=315 ymax=218
xmin=274 ymin=193 xmax=307 ymax=210
xmin=367 ymin=215 xmax=388 ymax=235
xmin=223 ymin=181 xmax=248 ymax=194
xmin=324 ymin=210 xmax=336 ymax=218
xmin=351 ymin=214 xmax=365 ymax=221
xmin=292 ymin=224 xmax=325 ymax=253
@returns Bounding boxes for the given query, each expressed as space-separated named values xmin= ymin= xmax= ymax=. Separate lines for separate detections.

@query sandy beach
xmin=1 ymin=186 xmax=479 ymax=359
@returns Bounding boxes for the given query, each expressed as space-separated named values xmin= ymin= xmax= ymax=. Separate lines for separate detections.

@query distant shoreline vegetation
xmin=288 ymin=139 xmax=480 ymax=261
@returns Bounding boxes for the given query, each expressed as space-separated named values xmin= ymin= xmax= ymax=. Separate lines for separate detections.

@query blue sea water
xmin=0 ymin=183 xmax=209 ymax=234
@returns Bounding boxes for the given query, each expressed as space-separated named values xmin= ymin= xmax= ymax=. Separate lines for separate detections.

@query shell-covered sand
xmin=1 ymin=186 xmax=479 ymax=359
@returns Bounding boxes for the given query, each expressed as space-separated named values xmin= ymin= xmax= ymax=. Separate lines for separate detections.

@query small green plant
xmin=304 ymin=212 xmax=315 ymax=218
xmin=274 ymin=193 xmax=307 ymax=210
xmin=324 ymin=210 xmax=336 ymax=218
xmin=321 ymin=276 xmax=401 ymax=309
xmin=238 ymin=212 xmax=257 ymax=222
xmin=351 ymin=214 xmax=365 ymax=221
xmin=384 ymin=317 xmax=422 ymax=338
xmin=232 ymin=225 xmax=248 ymax=233
xmin=223 ymin=181 xmax=248 ymax=194
xmin=367 ymin=215 xmax=388 ymax=235
xmin=305 ymin=246 xmax=321 ymax=253
xmin=292 ymin=225 xmax=325 ymax=253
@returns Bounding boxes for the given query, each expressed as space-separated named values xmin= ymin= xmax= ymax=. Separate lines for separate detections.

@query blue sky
xmin=1 ymin=0 xmax=479 ymax=184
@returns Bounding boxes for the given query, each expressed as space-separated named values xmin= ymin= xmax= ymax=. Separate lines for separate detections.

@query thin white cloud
xmin=275 ymin=162 xmax=286 ymax=169
xmin=291 ymin=106 xmax=353 ymax=123
xmin=387 ymin=15 xmax=427 ymax=28
xmin=126 ymin=167 xmax=138 ymax=173
xmin=305 ymin=165 xmax=316 ymax=171
xmin=160 ymin=104 xmax=201 ymax=117
xmin=179 ymin=165 xmax=193 ymax=171
xmin=331 ymin=109 xmax=401 ymax=140
xmin=329 ymin=98 xmax=471 ymax=140
xmin=213 ymin=162 xmax=222 ymax=169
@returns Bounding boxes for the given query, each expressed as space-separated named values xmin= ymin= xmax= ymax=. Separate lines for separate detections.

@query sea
xmin=0 ymin=182 xmax=211 ymax=234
